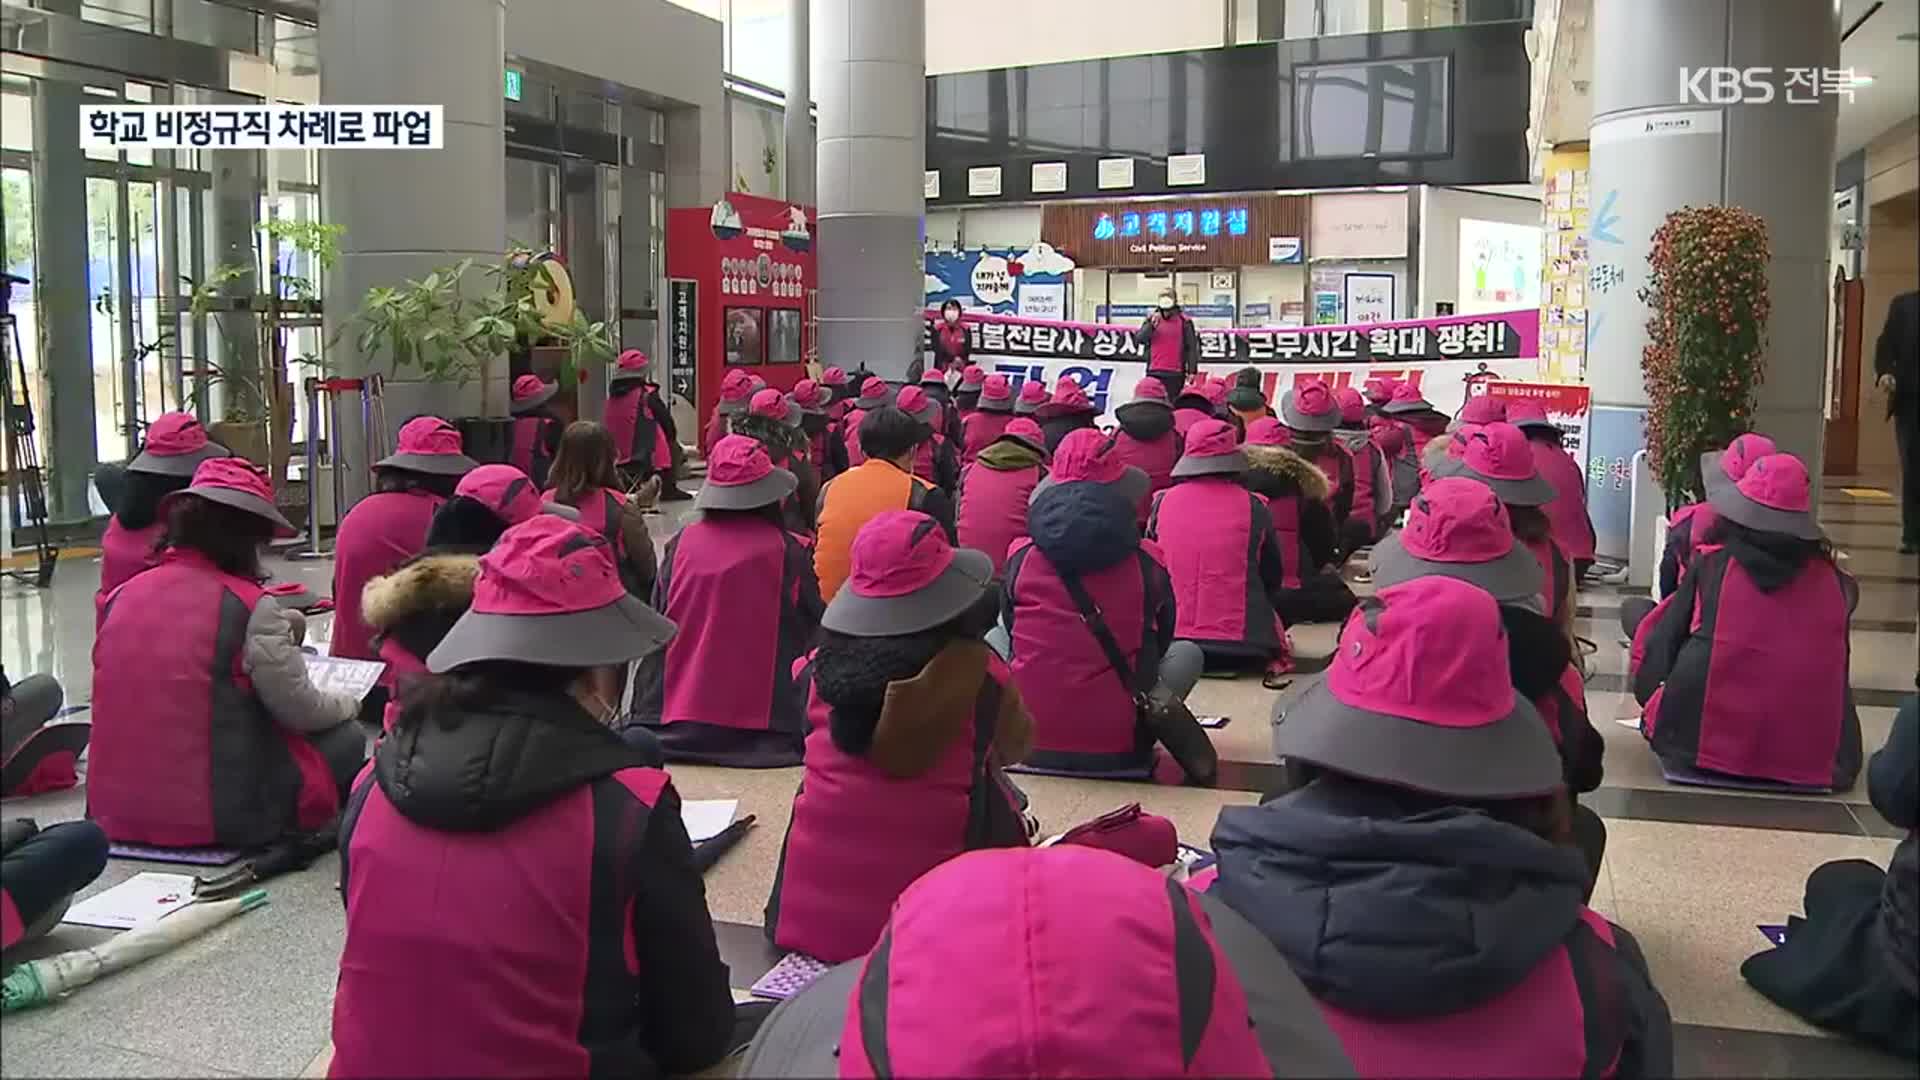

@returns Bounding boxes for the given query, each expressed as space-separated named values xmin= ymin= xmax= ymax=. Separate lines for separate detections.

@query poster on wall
xmin=729 ymin=97 xmax=783 ymax=197
xmin=1313 ymin=292 xmax=1341 ymax=324
xmin=1343 ymin=273 xmax=1397 ymax=324
xmin=924 ymin=243 xmax=1076 ymax=315
xmin=1017 ymin=284 xmax=1066 ymax=320
xmin=921 ymin=308 xmax=1539 ymax=421
xmin=1458 ymin=218 xmax=1544 ymax=315
xmin=1476 ymin=380 xmax=1592 ymax=478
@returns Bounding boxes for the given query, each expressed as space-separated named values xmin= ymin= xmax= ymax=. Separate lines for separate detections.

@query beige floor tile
xmin=1605 ymin=819 xmax=1898 ymax=1035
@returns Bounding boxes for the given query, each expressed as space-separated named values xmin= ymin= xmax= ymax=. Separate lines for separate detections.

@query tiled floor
xmin=1 ymin=476 xmax=1914 ymax=1077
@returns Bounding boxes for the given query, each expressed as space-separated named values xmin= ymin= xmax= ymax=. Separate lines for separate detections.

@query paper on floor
xmin=682 ymin=799 xmax=738 ymax=843
xmin=62 ymin=872 xmax=199 ymax=930
xmin=303 ymin=655 xmax=386 ymax=701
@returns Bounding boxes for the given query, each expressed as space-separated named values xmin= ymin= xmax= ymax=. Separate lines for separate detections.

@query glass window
xmin=1294 ymin=57 xmax=1450 ymax=160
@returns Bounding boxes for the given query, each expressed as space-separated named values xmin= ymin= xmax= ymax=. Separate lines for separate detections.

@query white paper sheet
xmin=62 ymin=872 xmax=199 ymax=930
xmin=303 ymin=655 xmax=387 ymax=701
xmin=681 ymin=799 xmax=739 ymax=843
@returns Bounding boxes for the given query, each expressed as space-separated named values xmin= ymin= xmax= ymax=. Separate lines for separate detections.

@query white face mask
xmin=943 ymin=310 xmax=959 ymax=324
xmin=1158 ymin=299 xmax=1176 ymax=314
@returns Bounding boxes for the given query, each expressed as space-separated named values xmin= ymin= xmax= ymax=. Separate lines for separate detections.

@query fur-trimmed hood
xmin=1243 ymin=445 xmax=1329 ymax=501
xmin=361 ymin=553 xmax=479 ymax=666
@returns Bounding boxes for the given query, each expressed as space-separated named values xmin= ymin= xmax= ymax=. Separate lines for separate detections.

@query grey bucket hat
xmin=1279 ymin=389 xmax=1342 ymax=433
xmin=427 ymin=516 xmax=678 ymax=672
xmin=1432 ymin=455 xmax=1557 ymax=507
xmin=162 ymin=459 xmax=297 ymax=538
xmin=1705 ymin=451 xmax=1824 ymax=541
xmin=509 ymin=377 xmax=559 ymax=415
xmin=128 ymin=413 xmax=230 ymax=477
xmin=1030 ymin=465 xmax=1150 ymax=506
xmin=1170 ymin=419 xmax=1247 ymax=478
xmin=695 ymin=462 xmax=798 ymax=511
xmin=821 ymin=511 xmax=994 ymax=637
xmin=1272 ymin=580 xmax=1563 ymax=800
xmin=376 ymin=417 xmax=479 ymax=476
xmin=1431 ymin=424 xmax=1556 ymax=507
xmin=1367 ymin=479 xmax=1545 ymax=612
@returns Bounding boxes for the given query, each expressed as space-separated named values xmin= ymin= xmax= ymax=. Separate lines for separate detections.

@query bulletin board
xmin=1539 ymin=146 xmax=1592 ymax=381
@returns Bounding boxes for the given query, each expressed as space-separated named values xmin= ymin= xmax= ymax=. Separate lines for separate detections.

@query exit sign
xmin=504 ymin=68 xmax=523 ymax=102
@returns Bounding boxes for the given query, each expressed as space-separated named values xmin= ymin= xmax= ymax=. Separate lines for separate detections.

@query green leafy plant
xmin=1638 ymin=205 xmax=1772 ymax=508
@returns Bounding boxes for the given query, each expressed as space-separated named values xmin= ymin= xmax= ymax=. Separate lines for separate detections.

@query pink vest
xmin=1531 ymin=441 xmax=1596 ymax=563
xmin=548 ymin=487 xmax=629 ymax=574
xmin=332 ymin=766 xmax=670 ymax=1079
xmin=1646 ymin=555 xmax=1855 ymax=788
xmin=1150 ymin=480 xmax=1281 ymax=651
xmin=97 ymin=517 xmax=164 ymax=625
xmin=1334 ymin=431 xmax=1382 ymax=533
xmin=843 ymin=409 xmax=868 ymax=467
xmin=91 ymin=550 xmax=339 ymax=847
xmin=1148 ymin=315 xmax=1185 ymax=372
xmin=911 ymin=432 xmax=949 ymax=486
xmin=1303 ymin=441 xmax=1354 ymax=522
xmin=1316 ymin=909 xmax=1624 ymax=1079
xmin=638 ymin=516 xmax=811 ymax=740
xmin=510 ymin=415 xmax=555 ymax=488
xmin=1260 ymin=494 xmax=1307 ymax=591
xmin=605 ymin=386 xmax=671 ymax=470
xmin=956 ymin=461 xmax=1042 ymax=574
xmin=1111 ymin=430 xmax=1180 ymax=526
xmin=770 ymin=659 xmax=1022 ymax=963
xmin=961 ymin=411 xmax=1013 ymax=466
xmin=1004 ymin=542 xmax=1154 ymax=770
xmin=1523 ymin=535 xmax=1572 ymax=626
xmin=0 ymin=889 xmax=21 ymax=951
xmin=332 ymin=490 xmax=443 ymax=660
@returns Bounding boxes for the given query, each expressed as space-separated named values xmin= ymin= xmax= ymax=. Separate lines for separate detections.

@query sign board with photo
xmin=1343 ymin=272 xmax=1397 ymax=324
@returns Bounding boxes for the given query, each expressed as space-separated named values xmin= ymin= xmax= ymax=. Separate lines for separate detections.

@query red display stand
xmin=665 ymin=192 xmax=817 ymax=427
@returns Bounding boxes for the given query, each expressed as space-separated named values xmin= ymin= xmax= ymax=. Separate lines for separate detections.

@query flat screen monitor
xmin=768 ymin=308 xmax=803 ymax=366
xmin=1293 ymin=56 xmax=1450 ymax=160
xmin=724 ymin=306 xmax=765 ymax=366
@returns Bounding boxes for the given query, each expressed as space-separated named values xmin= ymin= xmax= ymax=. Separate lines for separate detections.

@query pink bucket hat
xmin=1334 ymin=386 xmax=1367 ymax=426
xmin=1369 ymin=477 xmax=1545 ymax=611
xmin=1707 ymin=451 xmax=1822 ymax=541
xmin=1280 ymin=378 xmax=1341 ymax=433
xmin=719 ymin=369 xmax=757 ymax=416
xmin=130 ymin=412 xmax=229 ymax=477
xmin=1172 ymin=418 xmax=1247 ymax=478
xmin=819 ymin=366 xmax=850 ymax=389
xmin=510 ymin=374 xmax=558 ymax=415
xmin=821 ymin=510 xmax=993 ymax=637
xmin=1197 ymin=377 xmax=1230 ymax=412
xmin=1380 ymin=382 xmax=1433 ymax=415
xmin=454 ymin=464 xmax=579 ymax=526
xmin=1274 ymin=576 xmax=1562 ymax=799
xmin=1013 ymin=378 xmax=1049 ymax=415
xmin=1040 ymin=377 xmax=1096 ymax=419
xmin=1244 ymin=417 xmax=1292 ymax=447
xmin=610 ymin=349 xmax=650 ymax=386
xmin=894 ymin=384 xmax=941 ymax=426
xmin=976 ymin=374 xmax=1015 ymax=413
xmin=959 ymin=365 xmax=986 ymax=390
xmin=1505 ymin=398 xmax=1557 ymax=432
xmin=750 ymin=387 xmax=803 ymax=428
xmin=1115 ymin=377 xmax=1174 ymax=422
xmin=167 ymin=457 xmax=295 ymax=538
xmin=991 ymin=417 xmax=1047 ymax=456
xmin=1434 ymin=422 xmax=1556 ymax=506
xmin=428 ymin=514 xmax=677 ymax=671
xmin=696 ymin=434 xmax=798 ymax=512
xmin=1031 ymin=428 xmax=1149 ymax=504
xmin=1701 ymin=431 xmax=1777 ymax=496
xmin=854 ymin=376 xmax=893 ymax=411
xmin=376 ymin=416 xmax=478 ymax=476
xmin=1456 ymin=394 xmax=1507 ymax=427
xmin=790 ymin=379 xmax=830 ymax=415
xmin=918 ymin=367 xmax=948 ymax=388
xmin=1363 ymin=375 xmax=1399 ymax=406
xmin=783 ymin=847 xmax=1280 ymax=1078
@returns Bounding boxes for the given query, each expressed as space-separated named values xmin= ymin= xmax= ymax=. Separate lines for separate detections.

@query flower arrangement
xmin=1638 ymin=205 xmax=1772 ymax=507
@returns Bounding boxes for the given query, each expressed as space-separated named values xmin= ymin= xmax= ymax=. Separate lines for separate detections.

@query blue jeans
xmin=1 ymin=820 xmax=109 ymax=946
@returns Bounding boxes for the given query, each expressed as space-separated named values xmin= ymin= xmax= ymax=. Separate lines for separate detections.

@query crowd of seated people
xmin=15 ymin=361 xmax=1917 ymax=1080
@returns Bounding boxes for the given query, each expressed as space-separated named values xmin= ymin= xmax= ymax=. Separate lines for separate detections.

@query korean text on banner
xmin=1480 ymin=380 xmax=1594 ymax=478
xmin=81 ymin=106 xmax=445 ymax=150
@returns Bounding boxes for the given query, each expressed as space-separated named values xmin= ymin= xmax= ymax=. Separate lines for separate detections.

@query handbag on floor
xmin=1058 ymin=572 xmax=1218 ymax=787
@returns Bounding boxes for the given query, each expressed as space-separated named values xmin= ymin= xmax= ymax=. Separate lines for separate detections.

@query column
xmin=31 ymin=76 xmax=93 ymax=522
xmin=319 ymin=0 xmax=506 ymax=499
xmin=816 ymin=0 xmax=925 ymax=382
xmin=785 ymin=0 xmax=813 ymax=207
xmin=1584 ymin=0 xmax=1837 ymax=566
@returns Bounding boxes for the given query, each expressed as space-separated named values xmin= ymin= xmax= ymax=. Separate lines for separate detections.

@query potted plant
xmin=186 ymin=218 xmax=343 ymax=492
xmin=355 ymin=258 xmax=517 ymax=460
xmin=1638 ymin=205 xmax=1772 ymax=509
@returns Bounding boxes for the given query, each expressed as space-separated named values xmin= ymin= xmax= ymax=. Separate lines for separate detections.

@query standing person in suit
xmin=1874 ymin=290 xmax=1919 ymax=554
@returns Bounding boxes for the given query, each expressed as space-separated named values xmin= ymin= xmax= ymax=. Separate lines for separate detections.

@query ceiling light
xmin=1850 ymin=73 xmax=1876 ymax=86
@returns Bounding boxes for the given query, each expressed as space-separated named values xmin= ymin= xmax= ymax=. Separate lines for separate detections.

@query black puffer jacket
xmin=1027 ymin=479 xmax=1142 ymax=577
xmin=1870 ymin=695 xmax=1918 ymax=996
xmin=1210 ymin=778 xmax=1673 ymax=1077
